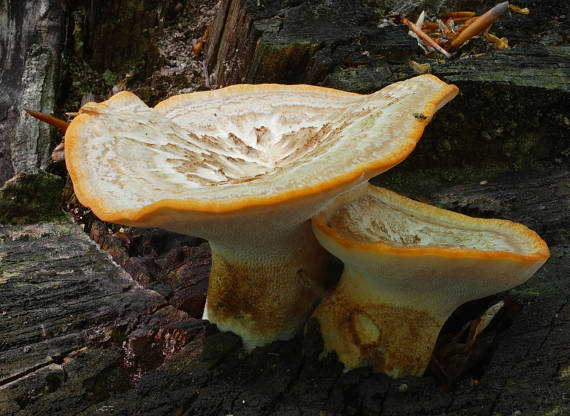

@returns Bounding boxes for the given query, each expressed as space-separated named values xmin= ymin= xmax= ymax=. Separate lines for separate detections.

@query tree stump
xmin=1 ymin=0 xmax=569 ymax=414
xmin=1 ymin=168 xmax=568 ymax=415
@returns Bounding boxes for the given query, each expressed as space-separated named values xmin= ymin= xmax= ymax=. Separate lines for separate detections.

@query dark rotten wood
xmin=1 ymin=169 xmax=568 ymax=415
xmin=1 ymin=0 xmax=569 ymax=414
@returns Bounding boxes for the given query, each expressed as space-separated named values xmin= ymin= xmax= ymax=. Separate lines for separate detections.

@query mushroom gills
xmin=311 ymin=183 xmax=549 ymax=378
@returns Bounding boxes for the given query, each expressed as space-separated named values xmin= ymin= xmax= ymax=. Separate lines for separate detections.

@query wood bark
xmin=206 ymin=0 xmax=570 ymax=89
xmin=1 ymin=169 xmax=568 ymax=415
xmin=203 ymin=0 xmax=570 ymax=185
xmin=0 ymin=0 xmax=64 ymax=186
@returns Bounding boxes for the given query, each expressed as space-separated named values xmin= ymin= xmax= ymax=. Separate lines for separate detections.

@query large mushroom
xmin=64 ymin=75 xmax=458 ymax=350
xmin=311 ymin=183 xmax=550 ymax=377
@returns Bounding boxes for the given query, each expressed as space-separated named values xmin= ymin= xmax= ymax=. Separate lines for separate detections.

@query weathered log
xmin=0 ymin=168 xmax=568 ymax=415
xmin=0 ymin=221 xmax=164 ymax=414
xmin=206 ymin=0 xmax=570 ymax=88
xmin=205 ymin=0 xmax=418 ymax=86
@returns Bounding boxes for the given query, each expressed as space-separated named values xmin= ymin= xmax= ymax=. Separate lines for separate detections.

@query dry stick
xmin=447 ymin=1 xmax=509 ymax=51
xmin=439 ymin=11 xmax=475 ymax=21
xmin=24 ymin=109 xmax=70 ymax=132
xmin=402 ymin=17 xmax=451 ymax=58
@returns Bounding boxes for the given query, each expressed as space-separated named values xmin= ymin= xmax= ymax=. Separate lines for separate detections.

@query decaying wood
xmin=0 ymin=221 xmax=163 ymax=414
xmin=206 ymin=0 xmax=570 ymax=90
xmin=204 ymin=0 xmax=569 ymax=178
xmin=1 ymin=169 xmax=568 ymax=415
xmin=1 ymin=0 xmax=569 ymax=414
xmin=205 ymin=0 xmax=259 ymax=86
xmin=205 ymin=0 xmax=418 ymax=87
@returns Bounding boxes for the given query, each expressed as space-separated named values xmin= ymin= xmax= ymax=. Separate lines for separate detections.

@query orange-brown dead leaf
xmin=484 ymin=31 xmax=509 ymax=49
xmin=409 ymin=60 xmax=431 ymax=74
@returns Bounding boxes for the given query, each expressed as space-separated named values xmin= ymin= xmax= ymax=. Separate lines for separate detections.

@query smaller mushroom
xmin=311 ymin=183 xmax=549 ymax=378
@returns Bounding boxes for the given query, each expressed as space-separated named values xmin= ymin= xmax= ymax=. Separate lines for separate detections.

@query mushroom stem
xmin=312 ymin=267 xmax=448 ymax=377
xmin=206 ymin=220 xmax=329 ymax=351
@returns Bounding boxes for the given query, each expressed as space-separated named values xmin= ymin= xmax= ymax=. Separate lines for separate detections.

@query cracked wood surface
xmin=0 ymin=169 xmax=568 ymax=415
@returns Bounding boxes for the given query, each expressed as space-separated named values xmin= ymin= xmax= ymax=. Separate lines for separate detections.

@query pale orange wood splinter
xmin=440 ymin=11 xmax=475 ymax=22
xmin=402 ymin=17 xmax=451 ymax=58
xmin=447 ymin=1 xmax=509 ymax=51
xmin=25 ymin=109 xmax=70 ymax=132
xmin=192 ymin=27 xmax=209 ymax=55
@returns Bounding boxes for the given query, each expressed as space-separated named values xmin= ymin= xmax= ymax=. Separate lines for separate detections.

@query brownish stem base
xmin=313 ymin=268 xmax=446 ymax=377
xmin=206 ymin=221 xmax=329 ymax=350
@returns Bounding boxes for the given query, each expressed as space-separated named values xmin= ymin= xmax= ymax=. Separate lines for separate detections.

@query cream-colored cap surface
xmin=313 ymin=183 xmax=550 ymax=304
xmin=65 ymin=75 xmax=457 ymax=225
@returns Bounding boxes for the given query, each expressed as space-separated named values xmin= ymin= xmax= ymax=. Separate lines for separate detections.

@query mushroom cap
xmin=312 ymin=183 xmax=550 ymax=306
xmin=64 ymin=75 xmax=458 ymax=232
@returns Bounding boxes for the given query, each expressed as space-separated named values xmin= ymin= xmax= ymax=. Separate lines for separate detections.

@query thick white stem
xmin=207 ymin=220 xmax=329 ymax=351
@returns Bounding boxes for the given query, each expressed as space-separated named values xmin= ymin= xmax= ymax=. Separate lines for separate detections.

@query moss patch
xmin=0 ymin=172 xmax=65 ymax=224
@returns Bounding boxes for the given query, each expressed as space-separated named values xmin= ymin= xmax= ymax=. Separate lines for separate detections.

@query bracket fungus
xmin=311 ymin=183 xmax=550 ymax=377
xmin=64 ymin=75 xmax=457 ymax=350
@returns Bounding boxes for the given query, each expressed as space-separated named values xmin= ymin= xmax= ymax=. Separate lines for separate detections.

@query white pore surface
xmin=327 ymin=190 xmax=538 ymax=256
xmin=73 ymin=77 xmax=447 ymax=212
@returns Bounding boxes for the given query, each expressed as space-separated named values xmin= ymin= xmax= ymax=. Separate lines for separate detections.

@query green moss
xmin=0 ymin=172 xmax=65 ymax=224
xmin=102 ymin=69 xmax=120 ymax=87
xmin=543 ymin=407 xmax=565 ymax=416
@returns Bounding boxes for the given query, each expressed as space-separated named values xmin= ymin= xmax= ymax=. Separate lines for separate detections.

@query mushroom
xmin=311 ymin=183 xmax=550 ymax=377
xmin=64 ymin=75 xmax=458 ymax=350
